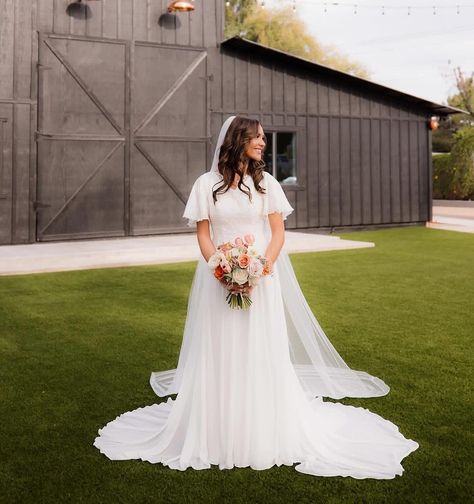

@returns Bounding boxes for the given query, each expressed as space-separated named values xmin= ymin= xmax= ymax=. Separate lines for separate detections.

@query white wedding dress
xmin=93 ymin=167 xmax=419 ymax=479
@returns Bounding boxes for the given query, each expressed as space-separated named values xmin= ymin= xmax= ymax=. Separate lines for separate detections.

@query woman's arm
xmin=264 ymin=212 xmax=285 ymax=270
xmin=196 ymin=219 xmax=216 ymax=262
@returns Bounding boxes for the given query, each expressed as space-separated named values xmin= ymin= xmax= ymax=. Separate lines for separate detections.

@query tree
xmin=224 ymin=1 xmax=371 ymax=79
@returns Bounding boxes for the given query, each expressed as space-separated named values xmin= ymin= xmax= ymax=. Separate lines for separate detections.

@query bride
xmin=93 ymin=115 xmax=418 ymax=478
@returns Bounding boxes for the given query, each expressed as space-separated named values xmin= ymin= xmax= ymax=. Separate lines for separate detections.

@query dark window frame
xmin=261 ymin=124 xmax=305 ymax=191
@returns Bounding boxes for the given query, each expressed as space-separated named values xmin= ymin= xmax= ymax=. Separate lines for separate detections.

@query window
xmin=262 ymin=131 xmax=297 ymax=185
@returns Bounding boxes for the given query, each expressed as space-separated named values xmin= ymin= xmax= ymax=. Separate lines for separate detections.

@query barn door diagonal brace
xmin=38 ymin=142 xmax=124 ymax=236
xmin=134 ymin=142 xmax=187 ymax=205
xmin=133 ymin=50 xmax=207 ymax=136
xmin=42 ymin=38 xmax=124 ymax=136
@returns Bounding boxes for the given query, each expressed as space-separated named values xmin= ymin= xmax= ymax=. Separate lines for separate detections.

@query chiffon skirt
xmin=93 ymin=258 xmax=418 ymax=479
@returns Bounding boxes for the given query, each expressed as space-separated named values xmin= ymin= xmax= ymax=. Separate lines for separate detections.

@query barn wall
xmin=213 ymin=47 xmax=432 ymax=230
xmin=0 ymin=0 xmax=223 ymax=244
xmin=0 ymin=0 xmax=434 ymax=244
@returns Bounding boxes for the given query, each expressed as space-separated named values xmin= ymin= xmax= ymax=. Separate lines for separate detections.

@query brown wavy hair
xmin=212 ymin=116 xmax=267 ymax=204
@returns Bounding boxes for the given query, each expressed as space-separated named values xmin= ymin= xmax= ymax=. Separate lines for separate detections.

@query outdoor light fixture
xmin=429 ymin=116 xmax=440 ymax=130
xmin=167 ymin=1 xmax=195 ymax=12
xmin=66 ymin=0 xmax=101 ymax=19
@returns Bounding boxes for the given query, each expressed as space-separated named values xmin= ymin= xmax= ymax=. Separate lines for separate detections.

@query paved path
xmin=0 ymin=231 xmax=374 ymax=276
xmin=427 ymin=203 xmax=474 ymax=234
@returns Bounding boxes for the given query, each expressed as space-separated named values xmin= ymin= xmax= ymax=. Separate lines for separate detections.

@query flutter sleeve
xmin=182 ymin=174 xmax=210 ymax=227
xmin=263 ymin=172 xmax=294 ymax=221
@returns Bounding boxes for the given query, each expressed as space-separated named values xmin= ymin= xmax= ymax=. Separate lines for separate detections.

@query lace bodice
xmin=183 ymin=171 xmax=294 ymax=252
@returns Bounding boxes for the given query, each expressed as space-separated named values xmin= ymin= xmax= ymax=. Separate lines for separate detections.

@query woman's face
xmin=243 ymin=123 xmax=266 ymax=162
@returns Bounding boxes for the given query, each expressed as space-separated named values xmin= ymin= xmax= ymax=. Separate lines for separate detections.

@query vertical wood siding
xmin=213 ymin=46 xmax=432 ymax=231
xmin=0 ymin=0 xmax=433 ymax=243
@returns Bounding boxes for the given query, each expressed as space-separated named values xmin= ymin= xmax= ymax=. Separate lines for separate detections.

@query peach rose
xmin=238 ymin=254 xmax=251 ymax=269
xmin=244 ymin=234 xmax=255 ymax=246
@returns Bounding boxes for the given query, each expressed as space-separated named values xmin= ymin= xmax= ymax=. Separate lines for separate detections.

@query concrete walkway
xmin=427 ymin=201 xmax=474 ymax=234
xmin=0 ymin=231 xmax=374 ymax=277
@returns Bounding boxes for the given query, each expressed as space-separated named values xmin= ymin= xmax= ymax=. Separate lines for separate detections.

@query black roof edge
xmin=220 ymin=36 xmax=466 ymax=117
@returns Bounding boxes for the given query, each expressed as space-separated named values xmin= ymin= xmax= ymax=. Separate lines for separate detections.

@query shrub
xmin=432 ymin=126 xmax=474 ymax=200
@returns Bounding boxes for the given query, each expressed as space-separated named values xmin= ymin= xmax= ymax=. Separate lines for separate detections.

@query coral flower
xmin=214 ymin=265 xmax=225 ymax=280
xmin=238 ymin=254 xmax=251 ymax=269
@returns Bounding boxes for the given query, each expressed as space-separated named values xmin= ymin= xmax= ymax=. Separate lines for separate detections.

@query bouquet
xmin=207 ymin=234 xmax=273 ymax=310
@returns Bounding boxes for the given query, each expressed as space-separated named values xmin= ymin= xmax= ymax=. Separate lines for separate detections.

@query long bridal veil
xmin=150 ymin=115 xmax=389 ymax=400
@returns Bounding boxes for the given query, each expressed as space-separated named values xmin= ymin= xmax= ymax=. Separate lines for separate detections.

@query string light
xmin=259 ymin=1 xmax=473 ymax=15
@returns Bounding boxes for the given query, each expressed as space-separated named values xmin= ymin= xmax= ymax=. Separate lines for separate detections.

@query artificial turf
xmin=0 ymin=226 xmax=472 ymax=503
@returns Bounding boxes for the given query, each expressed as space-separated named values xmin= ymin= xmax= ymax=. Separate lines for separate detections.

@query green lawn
xmin=1 ymin=226 xmax=472 ymax=504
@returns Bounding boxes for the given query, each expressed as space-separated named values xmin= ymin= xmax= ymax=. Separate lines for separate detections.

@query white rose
xmin=208 ymin=251 xmax=225 ymax=269
xmin=232 ymin=267 xmax=249 ymax=285
xmin=231 ymin=247 xmax=240 ymax=257
xmin=248 ymin=259 xmax=263 ymax=277
xmin=247 ymin=245 xmax=259 ymax=257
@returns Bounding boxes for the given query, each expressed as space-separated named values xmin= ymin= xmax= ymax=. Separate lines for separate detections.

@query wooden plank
xmin=360 ymin=94 xmax=371 ymax=117
xmin=37 ymin=0 xmax=54 ymax=32
xmin=12 ymin=103 xmax=30 ymax=242
xmin=339 ymin=87 xmax=350 ymax=116
xmin=318 ymin=116 xmax=330 ymax=227
xmin=350 ymin=118 xmax=362 ymax=225
xmin=147 ymin=0 xmax=163 ymax=43
xmin=380 ymin=119 xmax=391 ymax=222
xmin=370 ymin=119 xmax=382 ymax=224
xmin=283 ymin=71 xmax=296 ymax=114
xmin=307 ymin=116 xmax=318 ymax=227
xmin=409 ymin=119 xmax=420 ymax=221
xmin=234 ymin=54 xmax=248 ymax=111
xmin=132 ymin=0 xmax=147 ymax=41
xmin=189 ymin=0 xmax=203 ymax=47
xmin=175 ymin=0 xmax=190 ymax=45
xmin=328 ymin=84 xmax=339 ymax=115
xmin=360 ymin=118 xmax=371 ymax=223
xmin=101 ymin=0 xmax=116 ymax=38
xmin=295 ymin=76 xmax=306 ymax=115
xmin=318 ymin=83 xmax=328 ymax=115
xmin=295 ymin=115 xmax=307 ymax=227
xmin=272 ymin=66 xmax=284 ymax=112
xmin=390 ymin=119 xmax=401 ymax=222
xmin=85 ymin=0 xmax=103 ymax=37
xmin=118 ymin=0 xmax=133 ymax=40
xmin=222 ymin=52 xmax=235 ymax=111
xmin=203 ymin=0 xmax=216 ymax=48
xmin=0 ymin=107 xmax=12 ymax=244
xmin=307 ymin=79 xmax=318 ymax=115
xmin=247 ymin=57 xmax=260 ymax=112
xmin=53 ymin=0 xmax=70 ymax=34
xmin=14 ymin=0 xmax=33 ymax=99
xmin=329 ymin=117 xmax=340 ymax=225
xmin=340 ymin=117 xmax=351 ymax=225
xmin=260 ymin=62 xmax=271 ymax=111
xmin=418 ymin=122 xmax=429 ymax=221
xmin=350 ymin=90 xmax=361 ymax=116
xmin=0 ymin=0 xmax=15 ymax=98
xmin=399 ymin=119 xmax=410 ymax=221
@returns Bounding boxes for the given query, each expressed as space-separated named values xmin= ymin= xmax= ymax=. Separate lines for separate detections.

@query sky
xmin=263 ymin=0 xmax=474 ymax=106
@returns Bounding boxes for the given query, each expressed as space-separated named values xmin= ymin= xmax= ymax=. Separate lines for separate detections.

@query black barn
xmin=0 ymin=0 xmax=460 ymax=244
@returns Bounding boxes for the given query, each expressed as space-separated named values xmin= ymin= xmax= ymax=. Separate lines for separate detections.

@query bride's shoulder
xmin=262 ymin=170 xmax=278 ymax=188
